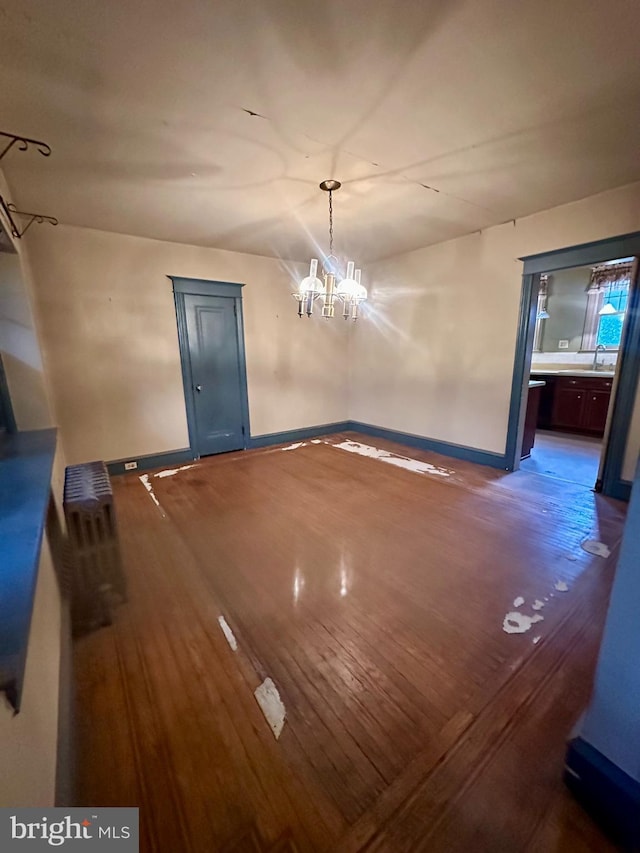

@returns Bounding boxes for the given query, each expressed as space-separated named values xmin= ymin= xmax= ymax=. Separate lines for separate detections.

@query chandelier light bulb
xmin=298 ymin=259 xmax=323 ymax=295
xmin=337 ymin=261 xmax=358 ymax=297
xmin=295 ymin=258 xmax=324 ymax=317
xmin=337 ymin=265 xmax=367 ymax=319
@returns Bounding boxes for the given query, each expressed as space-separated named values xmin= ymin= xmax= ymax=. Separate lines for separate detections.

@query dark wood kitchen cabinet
xmin=533 ymin=374 xmax=613 ymax=437
xmin=522 ymin=383 xmax=544 ymax=459
xmin=585 ymin=389 xmax=611 ymax=433
xmin=552 ymin=386 xmax=585 ymax=430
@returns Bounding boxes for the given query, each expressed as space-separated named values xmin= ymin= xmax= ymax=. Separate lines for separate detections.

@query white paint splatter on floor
xmin=513 ymin=596 xmax=525 ymax=608
xmin=531 ymin=599 xmax=545 ymax=611
xmin=502 ymin=611 xmax=544 ymax=635
xmin=554 ymin=580 xmax=569 ymax=592
xmin=139 ymin=474 xmax=165 ymax=515
xmin=281 ymin=442 xmax=307 ymax=451
xmin=254 ymin=677 xmax=286 ymax=739
xmin=331 ymin=440 xmax=453 ymax=478
xmin=218 ymin=615 xmax=238 ymax=652
xmin=581 ymin=539 xmax=611 ymax=558
xmin=154 ymin=464 xmax=196 ymax=479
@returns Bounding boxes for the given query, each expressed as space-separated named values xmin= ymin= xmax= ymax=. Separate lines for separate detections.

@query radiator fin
xmin=63 ymin=461 xmax=126 ymax=635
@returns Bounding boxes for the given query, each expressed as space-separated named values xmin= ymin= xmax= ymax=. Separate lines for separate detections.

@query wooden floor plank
xmin=73 ymin=432 xmax=626 ymax=852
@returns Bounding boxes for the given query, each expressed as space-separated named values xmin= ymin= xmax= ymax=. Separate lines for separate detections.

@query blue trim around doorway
xmin=170 ymin=277 xmax=246 ymax=297
xmin=504 ymin=272 xmax=538 ymax=472
xmin=504 ymin=231 xmax=640 ymax=501
xmin=602 ymin=267 xmax=640 ymax=499
xmin=520 ymin=231 xmax=640 ymax=275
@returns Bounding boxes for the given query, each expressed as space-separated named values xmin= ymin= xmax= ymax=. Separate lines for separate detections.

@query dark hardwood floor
xmin=73 ymin=432 xmax=627 ymax=852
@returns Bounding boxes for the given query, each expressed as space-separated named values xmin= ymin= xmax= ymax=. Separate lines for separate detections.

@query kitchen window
xmin=581 ymin=260 xmax=633 ymax=351
xmin=596 ymin=285 xmax=628 ymax=348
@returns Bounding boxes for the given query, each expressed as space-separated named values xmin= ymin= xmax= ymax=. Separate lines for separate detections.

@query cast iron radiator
xmin=63 ymin=461 xmax=126 ymax=634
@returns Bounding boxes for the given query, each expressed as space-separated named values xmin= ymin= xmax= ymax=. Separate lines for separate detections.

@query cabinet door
xmin=552 ymin=387 xmax=585 ymax=429
xmin=583 ymin=390 xmax=610 ymax=434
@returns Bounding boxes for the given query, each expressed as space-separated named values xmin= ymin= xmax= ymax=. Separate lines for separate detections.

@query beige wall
xmin=351 ymin=181 xmax=640 ymax=466
xmin=25 ymin=225 xmax=349 ymax=465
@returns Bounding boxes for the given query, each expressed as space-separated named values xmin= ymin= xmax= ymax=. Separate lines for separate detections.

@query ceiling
xmin=1 ymin=0 xmax=639 ymax=263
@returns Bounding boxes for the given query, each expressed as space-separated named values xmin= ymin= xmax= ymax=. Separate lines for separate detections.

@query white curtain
xmin=581 ymin=287 xmax=603 ymax=351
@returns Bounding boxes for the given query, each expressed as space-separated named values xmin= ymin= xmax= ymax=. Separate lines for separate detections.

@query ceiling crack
xmin=239 ymin=111 xmax=511 ymax=221
xmin=241 ymin=107 xmax=268 ymax=119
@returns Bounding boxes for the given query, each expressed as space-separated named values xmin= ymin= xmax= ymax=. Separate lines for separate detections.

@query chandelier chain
xmin=328 ymin=190 xmax=334 ymax=258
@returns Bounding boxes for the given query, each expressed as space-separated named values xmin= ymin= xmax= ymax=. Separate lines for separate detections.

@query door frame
xmin=506 ymin=230 xmax=640 ymax=500
xmin=170 ymin=276 xmax=251 ymax=458
xmin=0 ymin=353 xmax=17 ymax=434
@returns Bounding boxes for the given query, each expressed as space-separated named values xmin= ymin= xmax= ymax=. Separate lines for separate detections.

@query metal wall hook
xmin=0 ymin=131 xmax=52 ymax=163
xmin=0 ymin=196 xmax=58 ymax=239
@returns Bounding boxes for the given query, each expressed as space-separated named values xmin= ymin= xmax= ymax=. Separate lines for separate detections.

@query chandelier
xmin=293 ymin=180 xmax=367 ymax=320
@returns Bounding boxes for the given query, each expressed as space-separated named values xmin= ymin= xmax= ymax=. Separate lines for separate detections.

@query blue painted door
xmin=184 ymin=294 xmax=246 ymax=456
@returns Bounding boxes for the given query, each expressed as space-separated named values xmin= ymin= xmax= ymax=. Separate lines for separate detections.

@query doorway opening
xmin=506 ymin=231 xmax=640 ymax=501
xmin=520 ymin=257 xmax=634 ymax=489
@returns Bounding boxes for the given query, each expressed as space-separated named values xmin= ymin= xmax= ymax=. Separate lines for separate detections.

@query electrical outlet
xmin=124 ymin=461 xmax=138 ymax=470
xmin=558 ymin=339 xmax=569 ymax=349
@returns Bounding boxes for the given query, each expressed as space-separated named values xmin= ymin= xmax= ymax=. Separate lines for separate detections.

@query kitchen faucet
xmin=593 ymin=344 xmax=606 ymax=371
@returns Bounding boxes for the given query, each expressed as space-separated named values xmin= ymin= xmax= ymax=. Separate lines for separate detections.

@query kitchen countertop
xmin=528 ymin=380 xmax=546 ymax=388
xmin=530 ymin=369 xmax=615 ymax=378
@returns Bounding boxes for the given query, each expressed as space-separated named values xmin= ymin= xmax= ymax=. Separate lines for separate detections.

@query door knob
xmin=195 ymin=385 xmax=202 ymax=392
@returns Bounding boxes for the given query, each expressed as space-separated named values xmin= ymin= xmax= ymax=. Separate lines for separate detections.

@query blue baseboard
xmin=108 ymin=421 xmax=510 ymax=475
xmin=107 ymin=448 xmax=194 ymax=476
xmin=565 ymin=737 xmax=640 ymax=848
xmin=248 ymin=421 xmax=351 ymax=449
xmin=348 ymin=421 xmax=510 ymax=470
